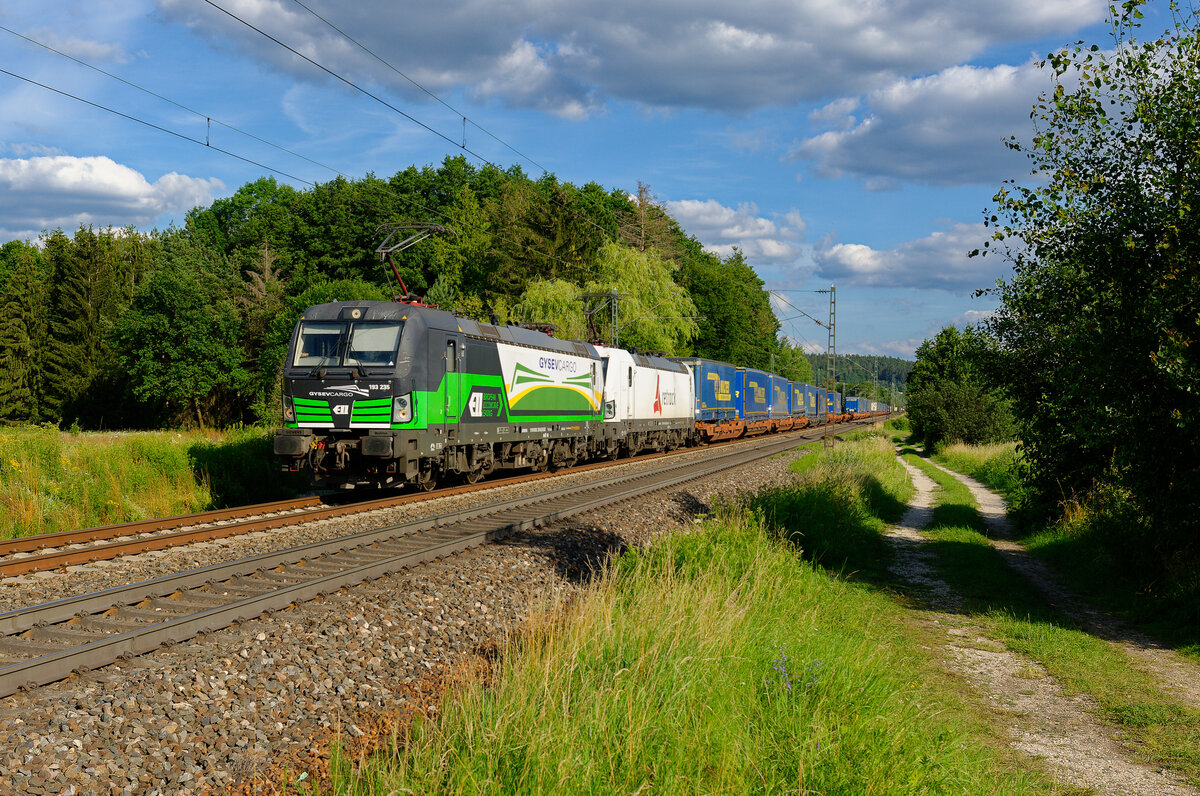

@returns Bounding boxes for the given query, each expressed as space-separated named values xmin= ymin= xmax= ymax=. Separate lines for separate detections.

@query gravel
xmin=0 ymin=442 xmax=805 ymax=796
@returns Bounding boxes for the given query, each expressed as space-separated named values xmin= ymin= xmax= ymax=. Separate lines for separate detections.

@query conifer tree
xmin=0 ymin=244 xmax=49 ymax=422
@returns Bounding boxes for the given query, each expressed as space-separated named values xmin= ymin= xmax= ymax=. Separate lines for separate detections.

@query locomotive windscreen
xmin=292 ymin=321 xmax=404 ymax=368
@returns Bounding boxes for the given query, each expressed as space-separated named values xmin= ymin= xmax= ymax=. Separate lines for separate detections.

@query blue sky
xmin=0 ymin=0 xmax=1167 ymax=356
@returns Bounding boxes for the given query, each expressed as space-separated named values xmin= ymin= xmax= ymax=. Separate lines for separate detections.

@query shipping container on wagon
xmin=844 ymin=396 xmax=861 ymax=414
xmin=826 ymin=390 xmax=842 ymax=418
xmin=812 ymin=386 xmax=827 ymax=424
xmin=673 ymin=357 xmax=741 ymax=422
xmin=739 ymin=368 xmax=771 ymax=420
xmin=768 ymin=374 xmax=790 ymax=418
xmin=788 ymin=381 xmax=806 ymax=418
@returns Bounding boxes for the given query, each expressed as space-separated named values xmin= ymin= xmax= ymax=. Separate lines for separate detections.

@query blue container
xmin=677 ymin=358 xmax=740 ymax=421
xmin=826 ymin=391 xmax=842 ymax=415
xmin=788 ymin=381 xmax=806 ymax=417
xmin=768 ymin=374 xmax=790 ymax=418
xmin=739 ymin=368 xmax=771 ymax=420
xmin=845 ymin=396 xmax=861 ymax=413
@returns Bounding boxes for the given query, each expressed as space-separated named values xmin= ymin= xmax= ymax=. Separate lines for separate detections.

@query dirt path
xmin=889 ymin=457 xmax=1197 ymax=796
xmin=924 ymin=458 xmax=1200 ymax=714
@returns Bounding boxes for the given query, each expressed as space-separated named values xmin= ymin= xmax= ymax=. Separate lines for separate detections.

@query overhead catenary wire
xmin=0 ymin=67 xmax=315 ymax=187
xmin=198 ymin=0 xmax=491 ymax=164
xmin=287 ymin=0 xmax=552 ymax=176
xmin=0 ymin=56 xmax=587 ymax=275
xmin=206 ymin=0 xmax=614 ymax=243
xmin=0 ymin=24 xmax=349 ymax=181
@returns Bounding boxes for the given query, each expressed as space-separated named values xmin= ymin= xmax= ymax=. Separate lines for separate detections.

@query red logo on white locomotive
xmin=653 ymin=374 xmax=662 ymax=415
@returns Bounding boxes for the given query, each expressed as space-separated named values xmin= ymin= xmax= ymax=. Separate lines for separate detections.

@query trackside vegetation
xmin=929 ymin=438 xmax=1200 ymax=657
xmin=0 ymin=426 xmax=304 ymax=539
xmin=318 ymin=432 xmax=1059 ymax=795
xmin=900 ymin=2 xmax=1200 ymax=627
xmin=976 ymin=2 xmax=1200 ymax=620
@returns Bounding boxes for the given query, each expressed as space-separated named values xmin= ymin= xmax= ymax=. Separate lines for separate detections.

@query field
xmin=0 ymin=425 xmax=305 ymax=539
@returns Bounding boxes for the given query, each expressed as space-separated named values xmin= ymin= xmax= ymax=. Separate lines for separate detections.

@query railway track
xmin=0 ymin=418 xmax=877 ymax=578
xmin=0 ymin=427 xmax=832 ymax=697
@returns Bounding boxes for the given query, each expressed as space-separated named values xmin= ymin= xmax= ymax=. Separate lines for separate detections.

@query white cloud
xmin=22 ymin=28 xmax=134 ymax=63
xmin=854 ymin=338 xmax=925 ymax=358
xmin=812 ymin=222 xmax=1008 ymax=293
xmin=791 ymin=60 xmax=1054 ymax=186
xmin=153 ymin=0 xmax=1107 ymax=114
xmin=0 ymin=156 xmax=223 ymax=241
xmin=953 ymin=309 xmax=996 ymax=326
xmin=663 ymin=198 xmax=806 ymax=263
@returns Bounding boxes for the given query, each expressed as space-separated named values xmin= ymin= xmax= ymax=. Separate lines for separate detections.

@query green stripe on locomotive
xmin=293 ymin=396 xmax=333 ymax=424
xmin=391 ymin=372 xmax=601 ymax=429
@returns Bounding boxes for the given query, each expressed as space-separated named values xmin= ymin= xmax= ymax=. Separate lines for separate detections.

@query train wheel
xmin=464 ymin=467 xmax=484 ymax=484
xmin=417 ymin=462 xmax=439 ymax=492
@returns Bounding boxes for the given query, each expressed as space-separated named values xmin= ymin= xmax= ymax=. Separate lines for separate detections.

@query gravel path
xmin=0 ymin=445 xmax=804 ymax=796
xmin=887 ymin=454 xmax=1198 ymax=796
xmin=924 ymin=458 xmax=1200 ymax=714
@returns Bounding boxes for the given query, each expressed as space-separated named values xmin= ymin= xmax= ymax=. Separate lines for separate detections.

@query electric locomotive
xmin=274 ymin=300 xmax=606 ymax=489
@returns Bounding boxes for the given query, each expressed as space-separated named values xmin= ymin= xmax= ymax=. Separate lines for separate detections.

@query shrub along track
xmin=0 ymin=426 xmax=846 ymax=698
xmin=0 ymin=420 xmax=873 ymax=579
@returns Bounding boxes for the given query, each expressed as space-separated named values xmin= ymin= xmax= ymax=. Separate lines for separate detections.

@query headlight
xmin=392 ymin=394 xmax=412 ymax=424
xmin=283 ymin=395 xmax=295 ymax=422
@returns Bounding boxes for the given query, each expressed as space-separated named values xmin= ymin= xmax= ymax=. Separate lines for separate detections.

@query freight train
xmin=273 ymin=300 xmax=892 ymax=489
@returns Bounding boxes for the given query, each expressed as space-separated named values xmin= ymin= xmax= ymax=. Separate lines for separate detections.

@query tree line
xmin=0 ymin=159 xmax=812 ymax=429
xmin=905 ymin=2 xmax=1200 ymax=611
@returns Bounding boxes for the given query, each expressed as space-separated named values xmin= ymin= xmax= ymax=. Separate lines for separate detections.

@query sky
xmin=0 ymin=0 xmax=1170 ymax=357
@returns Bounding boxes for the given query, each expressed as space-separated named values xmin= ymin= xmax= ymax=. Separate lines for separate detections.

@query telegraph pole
xmin=583 ymin=291 xmax=627 ymax=347
xmin=822 ymin=285 xmax=836 ymax=448
xmin=768 ymin=286 xmax=838 ymax=448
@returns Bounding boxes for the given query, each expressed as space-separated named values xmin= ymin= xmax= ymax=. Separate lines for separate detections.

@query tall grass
xmin=745 ymin=435 xmax=912 ymax=580
xmin=324 ymin=438 xmax=1056 ymax=795
xmin=933 ymin=441 xmax=1023 ymax=502
xmin=0 ymin=425 xmax=305 ymax=538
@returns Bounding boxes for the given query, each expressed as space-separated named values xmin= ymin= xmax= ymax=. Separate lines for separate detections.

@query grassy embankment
xmin=0 ymin=425 xmax=306 ymax=539
xmin=319 ymin=427 xmax=1063 ymax=795
xmin=897 ymin=442 xmax=1200 ymax=786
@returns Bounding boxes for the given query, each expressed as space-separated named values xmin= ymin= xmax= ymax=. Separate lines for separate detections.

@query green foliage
xmin=111 ymin=263 xmax=249 ymax=429
xmin=187 ymin=427 xmax=307 ymax=506
xmin=746 ymin=437 xmax=913 ymax=580
xmin=981 ymin=2 xmax=1200 ymax=595
xmin=42 ymin=227 xmax=155 ymax=425
xmin=906 ymin=325 xmax=1015 ymax=448
xmin=513 ymin=277 xmax=588 ymax=340
xmin=0 ymin=426 xmax=211 ymax=537
xmin=772 ymin=340 xmax=814 ymax=382
xmin=0 ymin=243 xmax=50 ymax=423
xmin=934 ymin=441 xmax=1024 ymax=504
xmin=679 ymin=247 xmax=779 ymax=367
xmin=586 ymin=242 xmax=698 ymax=354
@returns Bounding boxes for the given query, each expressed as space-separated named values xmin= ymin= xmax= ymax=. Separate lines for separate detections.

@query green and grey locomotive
xmin=273 ymin=300 xmax=692 ymax=490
